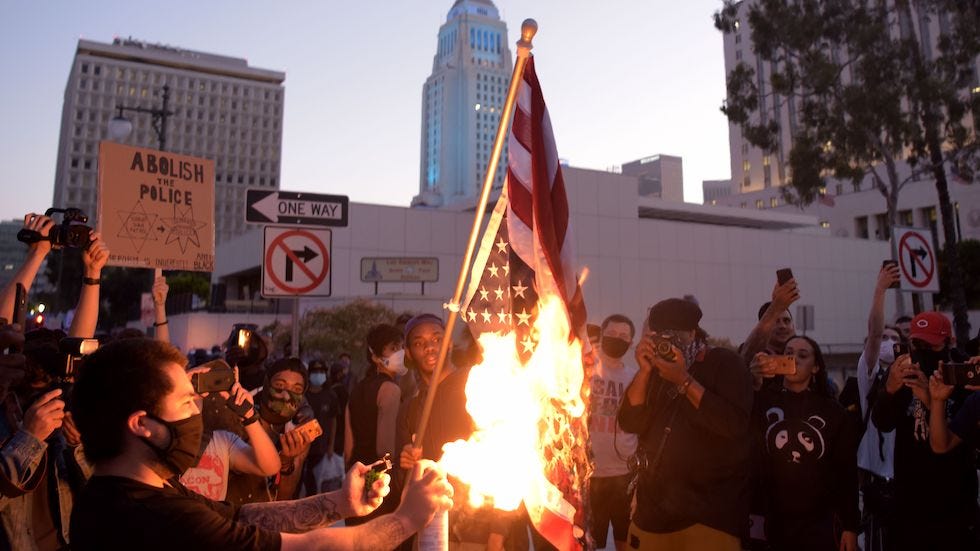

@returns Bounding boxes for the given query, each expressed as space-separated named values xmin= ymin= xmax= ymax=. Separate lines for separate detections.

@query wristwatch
xmin=677 ymin=375 xmax=695 ymax=396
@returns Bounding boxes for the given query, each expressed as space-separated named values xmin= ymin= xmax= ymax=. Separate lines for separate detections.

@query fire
xmin=439 ymin=294 xmax=589 ymax=521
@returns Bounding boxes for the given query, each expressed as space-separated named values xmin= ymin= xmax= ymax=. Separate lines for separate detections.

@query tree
xmin=938 ymin=239 xmax=980 ymax=309
xmin=265 ymin=299 xmax=413 ymax=376
xmin=716 ymin=0 xmax=979 ymax=345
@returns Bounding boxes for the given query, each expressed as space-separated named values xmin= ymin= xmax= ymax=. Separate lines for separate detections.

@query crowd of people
xmin=0 ymin=212 xmax=978 ymax=551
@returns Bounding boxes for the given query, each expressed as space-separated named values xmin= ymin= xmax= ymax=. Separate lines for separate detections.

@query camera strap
xmin=0 ymin=443 xmax=47 ymax=498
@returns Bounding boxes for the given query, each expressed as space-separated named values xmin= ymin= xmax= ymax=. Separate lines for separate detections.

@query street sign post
xmin=246 ymin=189 xmax=349 ymax=227
xmin=261 ymin=226 xmax=332 ymax=298
xmin=893 ymin=226 xmax=939 ymax=293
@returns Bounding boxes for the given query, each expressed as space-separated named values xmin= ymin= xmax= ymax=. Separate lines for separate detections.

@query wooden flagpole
xmin=414 ymin=19 xmax=538 ymax=450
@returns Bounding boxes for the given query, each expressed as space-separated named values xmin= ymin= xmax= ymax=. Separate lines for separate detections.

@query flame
xmin=439 ymin=294 xmax=589 ymax=520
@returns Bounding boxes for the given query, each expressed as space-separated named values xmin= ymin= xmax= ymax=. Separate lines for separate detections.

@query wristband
xmin=153 ymin=320 xmax=168 ymax=327
xmin=82 ymin=277 xmax=101 ymax=286
xmin=241 ymin=413 xmax=259 ymax=427
xmin=280 ymin=459 xmax=295 ymax=475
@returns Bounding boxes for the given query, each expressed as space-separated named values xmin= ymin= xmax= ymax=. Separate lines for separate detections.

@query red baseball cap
xmin=909 ymin=312 xmax=952 ymax=347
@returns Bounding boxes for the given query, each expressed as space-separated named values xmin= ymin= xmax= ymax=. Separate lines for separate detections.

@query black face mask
xmin=912 ymin=345 xmax=950 ymax=376
xmin=141 ymin=413 xmax=204 ymax=477
xmin=601 ymin=336 xmax=630 ymax=359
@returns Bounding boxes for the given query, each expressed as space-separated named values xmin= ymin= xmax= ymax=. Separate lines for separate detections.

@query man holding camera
xmin=69 ymin=338 xmax=453 ymax=551
xmin=871 ymin=312 xmax=977 ymax=550
xmin=618 ymin=299 xmax=753 ymax=550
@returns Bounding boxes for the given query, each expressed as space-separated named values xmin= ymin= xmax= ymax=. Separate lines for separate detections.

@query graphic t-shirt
xmin=180 ymin=430 xmax=251 ymax=501
xmin=589 ymin=358 xmax=638 ymax=477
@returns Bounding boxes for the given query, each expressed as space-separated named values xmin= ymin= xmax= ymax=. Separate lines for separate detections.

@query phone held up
xmin=882 ymin=260 xmax=900 ymax=289
xmin=941 ymin=362 xmax=980 ymax=387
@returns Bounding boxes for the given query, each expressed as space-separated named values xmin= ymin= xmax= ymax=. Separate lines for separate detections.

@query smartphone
xmin=290 ymin=418 xmax=323 ymax=442
xmin=763 ymin=355 xmax=797 ymax=375
xmin=941 ymin=362 xmax=980 ymax=386
xmin=12 ymin=283 xmax=26 ymax=329
xmin=191 ymin=360 xmax=236 ymax=394
xmin=882 ymin=260 xmax=900 ymax=289
xmin=234 ymin=327 xmax=252 ymax=349
xmin=893 ymin=342 xmax=909 ymax=358
xmin=776 ymin=268 xmax=794 ymax=286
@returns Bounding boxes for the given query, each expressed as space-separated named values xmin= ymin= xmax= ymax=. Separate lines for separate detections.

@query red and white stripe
xmin=505 ymin=56 xmax=587 ymax=332
xmin=504 ymin=55 xmax=587 ymax=551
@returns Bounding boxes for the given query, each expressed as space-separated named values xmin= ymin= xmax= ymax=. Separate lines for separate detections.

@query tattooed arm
xmin=278 ymin=514 xmax=415 ymax=551
xmin=238 ymin=490 xmax=348 ymax=533
xmin=250 ymin=460 xmax=453 ymax=551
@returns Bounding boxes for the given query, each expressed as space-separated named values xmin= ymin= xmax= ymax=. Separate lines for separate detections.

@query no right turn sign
xmin=893 ymin=226 xmax=939 ymax=292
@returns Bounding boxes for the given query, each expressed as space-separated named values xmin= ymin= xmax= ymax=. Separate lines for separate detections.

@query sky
xmin=0 ymin=0 xmax=733 ymax=221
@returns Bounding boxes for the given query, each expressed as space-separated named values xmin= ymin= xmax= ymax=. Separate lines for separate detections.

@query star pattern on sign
xmin=502 ymin=262 xmax=510 ymax=276
xmin=496 ymin=309 xmax=510 ymax=323
xmin=496 ymin=238 xmax=508 ymax=254
xmin=468 ymin=310 xmax=478 ymax=322
xmin=512 ymin=281 xmax=528 ymax=299
xmin=481 ymin=309 xmax=493 ymax=323
xmin=116 ymin=200 xmax=160 ymax=253
xmin=488 ymin=263 xmax=499 ymax=278
xmin=494 ymin=285 xmax=505 ymax=301
xmin=479 ymin=287 xmax=490 ymax=301
xmin=161 ymin=205 xmax=207 ymax=254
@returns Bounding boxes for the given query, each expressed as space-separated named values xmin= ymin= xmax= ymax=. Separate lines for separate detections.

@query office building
xmin=413 ymin=0 xmax=512 ymax=209
xmin=52 ymin=37 xmax=285 ymax=244
xmin=715 ymin=1 xmax=980 ymax=245
xmin=621 ymin=154 xmax=684 ymax=202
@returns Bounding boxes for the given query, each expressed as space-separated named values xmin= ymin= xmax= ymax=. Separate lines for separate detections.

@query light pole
xmin=107 ymin=85 xmax=173 ymax=151
xmin=105 ymin=84 xmax=174 ymax=328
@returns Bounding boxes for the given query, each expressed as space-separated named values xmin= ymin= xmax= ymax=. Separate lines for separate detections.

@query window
xmin=81 ymin=63 xmax=88 ymax=73
xmin=736 ymin=50 xmax=742 ymax=61
xmin=742 ymin=160 xmax=750 ymax=173
xmin=740 ymin=202 xmax=747 ymax=208
xmin=770 ymin=197 xmax=778 ymax=208
xmin=852 ymin=181 xmax=861 ymax=192
xmin=899 ymin=209 xmax=914 ymax=226
xmin=755 ymin=199 xmax=764 ymax=209
xmin=855 ymin=216 xmax=869 ymax=239
xmin=835 ymin=183 xmax=843 ymax=195
xmin=819 ymin=221 xmax=831 ymax=229
xmin=874 ymin=213 xmax=889 ymax=240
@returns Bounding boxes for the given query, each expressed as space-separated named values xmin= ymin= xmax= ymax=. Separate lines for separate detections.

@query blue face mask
xmin=309 ymin=372 xmax=327 ymax=387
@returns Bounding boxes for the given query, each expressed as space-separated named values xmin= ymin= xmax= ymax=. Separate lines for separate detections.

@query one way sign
xmin=246 ymin=189 xmax=349 ymax=227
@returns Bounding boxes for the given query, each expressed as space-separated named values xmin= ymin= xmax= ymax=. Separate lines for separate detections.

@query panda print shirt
xmin=753 ymin=387 xmax=860 ymax=545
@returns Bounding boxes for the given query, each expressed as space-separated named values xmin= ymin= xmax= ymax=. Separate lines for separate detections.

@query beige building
xmin=715 ymin=1 xmax=980 ymax=247
xmin=52 ymin=38 xmax=285 ymax=244
xmin=621 ymin=154 xmax=685 ymax=202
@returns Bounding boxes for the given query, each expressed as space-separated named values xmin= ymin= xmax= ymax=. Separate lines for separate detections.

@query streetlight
xmin=107 ymin=84 xmax=173 ymax=151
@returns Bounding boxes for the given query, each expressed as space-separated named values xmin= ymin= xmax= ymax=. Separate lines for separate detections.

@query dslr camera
xmin=17 ymin=208 xmax=93 ymax=250
xmin=650 ymin=333 xmax=679 ymax=362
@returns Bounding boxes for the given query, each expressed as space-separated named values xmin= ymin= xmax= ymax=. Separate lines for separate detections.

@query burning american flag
xmin=440 ymin=56 xmax=592 ymax=551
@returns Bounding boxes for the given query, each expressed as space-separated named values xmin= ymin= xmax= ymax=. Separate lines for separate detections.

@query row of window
xmin=469 ymin=27 xmax=502 ymax=55
xmin=79 ymin=61 xmax=282 ymax=102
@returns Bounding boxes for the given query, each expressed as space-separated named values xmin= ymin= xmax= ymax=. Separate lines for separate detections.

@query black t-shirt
xmin=70 ymin=475 xmax=281 ymax=551
xmin=617 ymin=347 xmax=754 ymax=538
xmin=950 ymin=390 xmax=980 ymax=448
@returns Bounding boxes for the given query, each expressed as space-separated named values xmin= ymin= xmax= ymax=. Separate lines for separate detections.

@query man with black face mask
xmin=589 ymin=314 xmax=638 ymax=551
xmin=618 ymin=299 xmax=753 ymax=550
xmin=872 ymin=312 xmax=976 ymax=551
xmin=69 ymin=338 xmax=454 ymax=551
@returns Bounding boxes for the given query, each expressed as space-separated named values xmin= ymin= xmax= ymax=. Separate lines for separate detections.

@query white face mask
xmin=878 ymin=340 xmax=896 ymax=365
xmin=381 ymin=349 xmax=408 ymax=377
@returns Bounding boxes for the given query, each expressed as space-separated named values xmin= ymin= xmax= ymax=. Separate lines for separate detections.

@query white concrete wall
xmin=210 ymin=166 xmax=897 ymax=355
